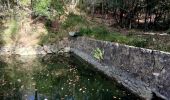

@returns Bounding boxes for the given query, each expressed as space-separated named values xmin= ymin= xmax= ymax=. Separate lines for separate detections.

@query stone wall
xmin=70 ymin=37 xmax=170 ymax=100
xmin=0 ymin=38 xmax=70 ymax=55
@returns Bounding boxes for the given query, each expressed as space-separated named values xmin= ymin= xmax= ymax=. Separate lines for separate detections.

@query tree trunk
xmin=91 ymin=0 xmax=95 ymax=19
xmin=144 ymin=12 xmax=148 ymax=31
xmin=101 ymin=0 xmax=104 ymax=22
xmin=7 ymin=0 xmax=10 ymax=9
xmin=144 ymin=0 xmax=149 ymax=31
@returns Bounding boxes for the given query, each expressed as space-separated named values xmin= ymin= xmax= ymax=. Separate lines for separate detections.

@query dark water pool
xmin=0 ymin=54 xmax=141 ymax=100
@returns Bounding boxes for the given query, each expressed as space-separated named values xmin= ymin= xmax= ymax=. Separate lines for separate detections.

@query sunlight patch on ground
xmin=1 ymin=19 xmax=18 ymax=46
xmin=0 ymin=17 xmax=48 ymax=47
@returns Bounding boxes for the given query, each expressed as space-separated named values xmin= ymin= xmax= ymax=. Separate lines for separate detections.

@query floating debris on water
xmin=79 ymin=88 xmax=82 ymax=91
xmin=17 ymin=79 xmax=21 ymax=82
xmin=0 ymin=54 xmax=141 ymax=100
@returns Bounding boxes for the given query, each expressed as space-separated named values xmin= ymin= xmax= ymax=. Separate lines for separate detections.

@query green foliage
xmin=106 ymin=33 xmax=129 ymax=43
xmin=51 ymin=0 xmax=64 ymax=16
xmin=79 ymin=27 xmax=92 ymax=35
xmin=33 ymin=0 xmax=51 ymax=16
xmin=155 ymin=43 xmax=169 ymax=51
xmin=32 ymin=0 xmax=64 ymax=18
xmin=93 ymin=48 xmax=104 ymax=61
xmin=79 ymin=26 xmax=108 ymax=36
xmin=128 ymin=37 xmax=148 ymax=48
xmin=62 ymin=13 xmax=87 ymax=29
xmin=10 ymin=20 xmax=19 ymax=39
xmin=79 ymin=27 xmax=150 ymax=48
xmin=79 ymin=26 xmax=127 ymax=42
xmin=92 ymin=26 xmax=109 ymax=35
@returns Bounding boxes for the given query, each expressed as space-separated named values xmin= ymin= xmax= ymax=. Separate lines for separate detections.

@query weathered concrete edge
xmin=69 ymin=37 xmax=170 ymax=100
xmin=71 ymin=48 xmax=152 ymax=99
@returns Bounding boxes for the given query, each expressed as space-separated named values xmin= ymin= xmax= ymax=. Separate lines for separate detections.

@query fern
xmin=93 ymin=48 xmax=104 ymax=61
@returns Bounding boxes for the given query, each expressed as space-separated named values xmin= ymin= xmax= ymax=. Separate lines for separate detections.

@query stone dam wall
xmin=70 ymin=37 xmax=170 ymax=100
xmin=0 ymin=38 xmax=70 ymax=55
xmin=0 ymin=37 xmax=170 ymax=100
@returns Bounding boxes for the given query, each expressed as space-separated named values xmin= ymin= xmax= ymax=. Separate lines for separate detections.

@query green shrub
xmin=51 ymin=0 xmax=64 ymax=17
xmin=33 ymin=0 xmax=51 ymax=17
xmin=92 ymin=26 xmax=109 ymax=35
xmin=128 ymin=37 xmax=148 ymax=47
xmin=106 ymin=33 xmax=129 ymax=43
xmin=79 ymin=27 xmax=92 ymax=36
xmin=62 ymin=13 xmax=87 ymax=29
xmin=79 ymin=26 xmax=109 ymax=38
xmin=33 ymin=0 xmax=64 ymax=19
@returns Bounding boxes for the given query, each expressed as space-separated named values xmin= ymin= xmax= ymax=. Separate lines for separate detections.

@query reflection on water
xmin=0 ymin=54 xmax=141 ymax=100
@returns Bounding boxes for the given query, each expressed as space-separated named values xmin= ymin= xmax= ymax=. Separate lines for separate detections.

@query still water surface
xmin=0 ymin=54 xmax=141 ymax=100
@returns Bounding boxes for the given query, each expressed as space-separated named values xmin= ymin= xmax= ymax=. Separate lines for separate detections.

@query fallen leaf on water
xmin=21 ymin=85 xmax=24 ymax=89
xmin=32 ymin=83 xmax=36 ymax=86
xmin=79 ymin=88 xmax=82 ymax=91
xmin=17 ymin=79 xmax=21 ymax=82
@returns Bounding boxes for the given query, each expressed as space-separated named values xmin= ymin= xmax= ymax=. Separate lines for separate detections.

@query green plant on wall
xmin=93 ymin=48 xmax=104 ymax=61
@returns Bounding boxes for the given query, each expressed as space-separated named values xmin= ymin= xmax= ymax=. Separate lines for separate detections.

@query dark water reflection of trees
xmin=0 ymin=54 xmax=140 ymax=100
